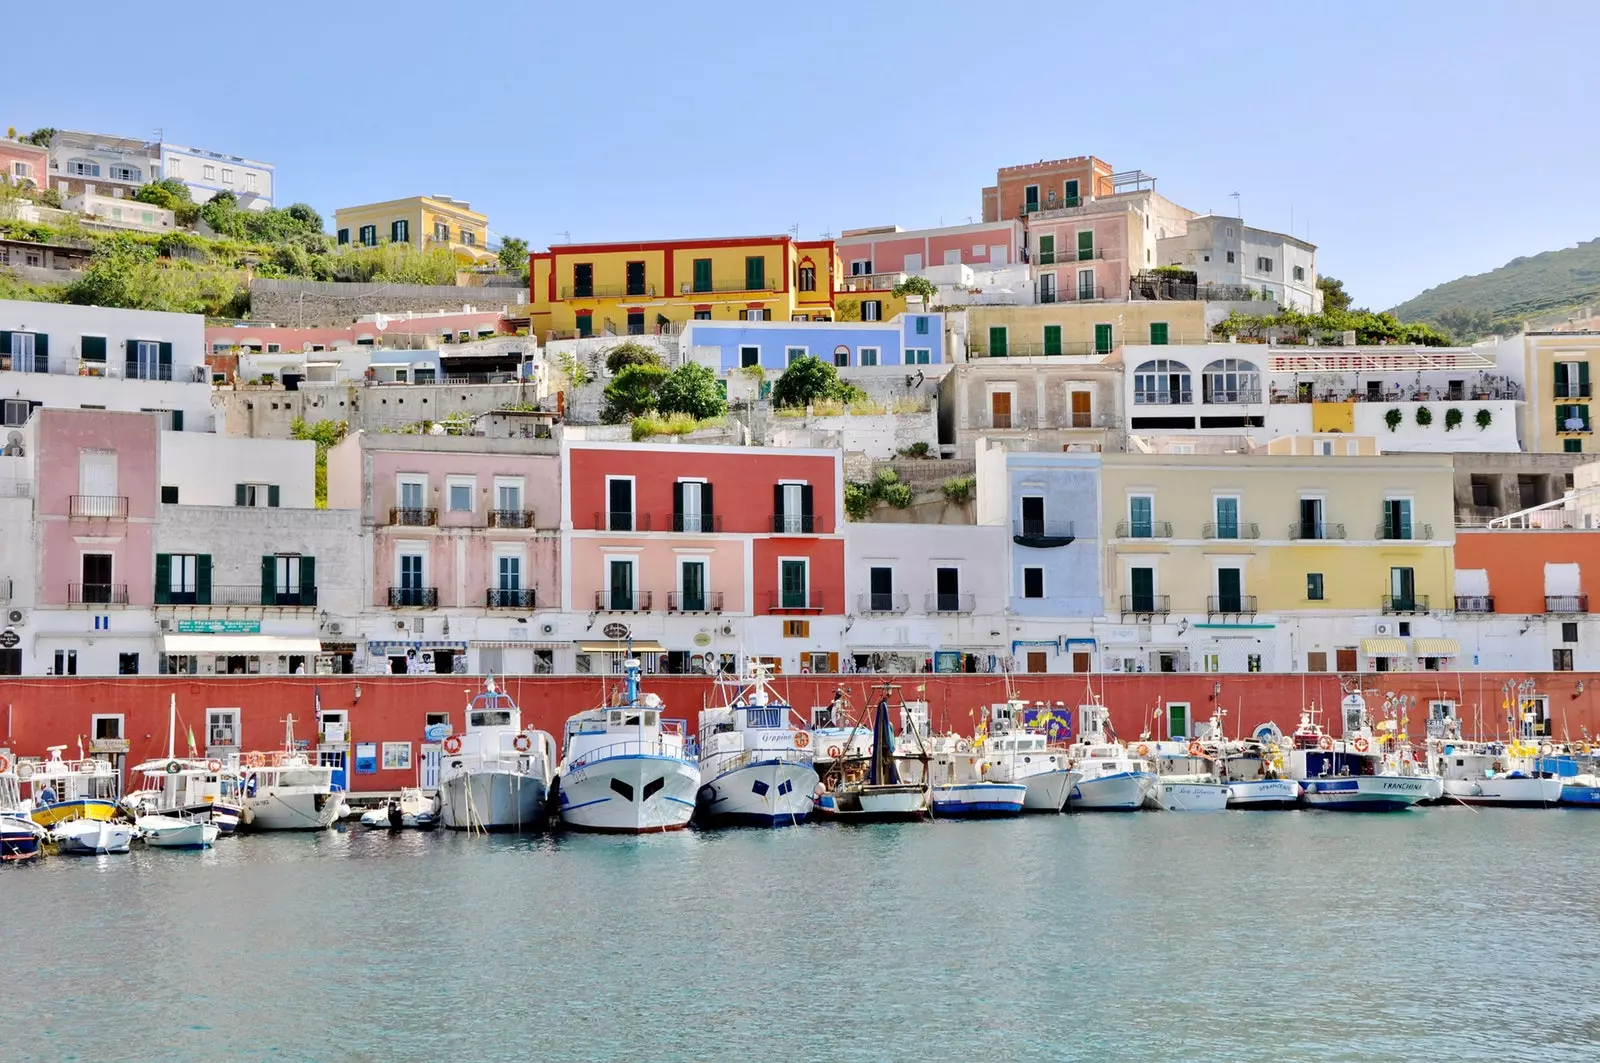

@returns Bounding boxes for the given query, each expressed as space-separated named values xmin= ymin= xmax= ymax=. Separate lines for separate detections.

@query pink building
xmin=0 ymin=138 xmax=48 ymax=190
xmin=207 ymin=311 xmax=510 ymax=355
xmin=1026 ymin=187 xmax=1195 ymax=304
xmin=837 ymin=220 xmax=1025 ymax=277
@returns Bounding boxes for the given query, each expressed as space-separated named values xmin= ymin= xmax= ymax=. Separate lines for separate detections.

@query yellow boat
xmin=19 ymin=749 xmax=121 ymax=825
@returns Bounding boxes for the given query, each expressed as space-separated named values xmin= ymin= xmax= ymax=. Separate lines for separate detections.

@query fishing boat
xmin=814 ymin=687 xmax=928 ymax=822
xmin=51 ymin=818 xmax=135 ymax=855
xmin=555 ymin=658 xmax=700 ymax=834
xmin=19 ymin=748 xmax=121 ymax=826
xmin=0 ymin=755 xmax=48 ymax=861
xmin=695 ymin=662 xmax=817 ymax=827
xmin=122 ymin=696 xmax=244 ymax=833
xmin=808 ymin=688 xmax=874 ymax=771
xmin=1560 ymin=773 xmax=1600 ymax=807
xmin=979 ymin=698 xmax=1079 ymax=813
xmin=1214 ymin=733 xmax=1301 ymax=809
xmin=1428 ymin=741 xmax=1564 ymax=807
xmin=136 ymin=814 xmax=220 ymax=850
xmin=361 ymin=788 xmax=442 ymax=830
xmin=1143 ymin=740 xmax=1229 ymax=811
xmin=1065 ymin=704 xmax=1153 ymax=812
xmin=238 ymin=717 xmax=347 ymax=831
xmin=1285 ymin=697 xmax=1436 ymax=810
xmin=439 ymin=678 xmax=555 ymax=832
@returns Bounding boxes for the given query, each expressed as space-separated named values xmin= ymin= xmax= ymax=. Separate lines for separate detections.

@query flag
xmin=187 ymin=726 xmax=197 ymax=757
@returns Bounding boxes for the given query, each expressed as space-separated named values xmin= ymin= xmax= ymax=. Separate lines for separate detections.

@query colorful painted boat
xmin=19 ymin=748 xmax=121 ymax=826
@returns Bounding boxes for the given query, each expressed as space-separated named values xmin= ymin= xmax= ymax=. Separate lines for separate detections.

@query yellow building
xmin=1523 ymin=331 xmax=1600 ymax=453
xmin=333 ymin=195 xmax=497 ymax=266
xmin=529 ymin=235 xmax=840 ymax=339
xmin=968 ymin=301 xmax=1206 ymax=357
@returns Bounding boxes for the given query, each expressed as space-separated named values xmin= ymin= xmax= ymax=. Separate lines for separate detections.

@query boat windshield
xmin=471 ymin=710 xmax=514 ymax=728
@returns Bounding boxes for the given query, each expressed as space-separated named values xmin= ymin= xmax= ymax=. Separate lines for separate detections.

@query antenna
xmin=788 ymin=223 xmax=799 ymax=238
xmin=555 ymin=230 xmax=571 ymax=244
xmin=1229 ymin=192 xmax=1241 ymax=218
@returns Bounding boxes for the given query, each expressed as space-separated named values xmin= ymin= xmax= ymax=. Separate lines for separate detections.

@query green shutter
xmin=1043 ymin=325 xmax=1062 ymax=356
xmin=0 ymin=331 xmax=10 ymax=356
xmin=171 ymin=410 xmax=183 ymax=432
xmin=745 ymin=256 xmax=764 ymax=291
xmin=693 ymin=258 xmax=712 ymax=293
xmin=1037 ymin=234 xmax=1054 ymax=265
xmin=1582 ymin=362 xmax=1592 ymax=395
xmin=34 ymin=332 xmax=47 ymax=373
xmin=1131 ymin=568 xmax=1153 ymax=597
xmin=1555 ymin=362 xmax=1569 ymax=396
xmin=1095 ymin=324 xmax=1113 ymax=354
xmin=261 ymin=556 xmax=276 ymax=606
xmin=1150 ymin=322 xmax=1169 ymax=345
xmin=82 ymin=335 xmax=106 ymax=362
xmin=989 ymin=327 xmax=1007 ymax=357
xmin=153 ymin=554 xmax=171 ymax=605
xmin=268 ymin=484 xmax=280 ymax=508
xmin=158 ymin=341 xmax=172 ymax=378
xmin=196 ymin=555 xmax=212 ymax=605
xmin=300 ymin=556 xmax=316 ymax=605
xmin=125 ymin=339 xmax=137 ymax=377
xmin=1078 ymin=231 xmax=1094 ymax=260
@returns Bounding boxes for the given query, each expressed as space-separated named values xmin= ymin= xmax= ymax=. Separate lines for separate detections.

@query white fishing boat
xmin=1285 ymin=697 xmax=1437 ymax=811
xmin=136 ymin=814 xmax=219 ymax=850
xmin=695 ymin=662 xmax=817 ymax=827
xmin=122 ymin=695 xmax=244 ymax=834
xmin=556 ymin=658 xmax=700 ymax=834
xmin=815 ymin=687 xmax=928 ymax=822
xmin=808 ymin=688 xmax=874 ymax=770
xmin=0 ymin=755 xmax=48 ymax=861
xmin=18 ymin=747 xmax=121 ymax=827
xmin=979 ymin=698 xmax=1079 ymax=813
xmin=439 ymin=678 xmax=555 ymax=833
xmin=1065 ymin=704 xmax=1154 ymax=812
xmin=361 ymin=788 xmax=442 ymax=830
xmin=238 ymin=716 xmax=347 ymax=831
xmin=1214 ymin=733 xmax=1301 ymax=809
xmin=1144 ymin=741 xmax=1229 ymax=811
xmin=1428 ymin=741 xmax=1564 ymax=807
xmin=52 ymin=817 xmax=135 ymax=854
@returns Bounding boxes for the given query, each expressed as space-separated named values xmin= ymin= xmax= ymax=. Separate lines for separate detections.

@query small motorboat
xmin=136 ymin=814 xmax=219 ymax=850
xmin=52 ymin=818 xmax=135 ymax=855
xmin=929 ymin=781 xmax=1026 ymax=818
xmin=359 ymin=789 xmax=441 ymax=830
xmin=1560 ymin=773 xmax=1600 ymax=807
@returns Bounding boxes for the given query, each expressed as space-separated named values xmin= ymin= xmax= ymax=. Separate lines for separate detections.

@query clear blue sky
xmin=9 ymin=0 xmax=1598 ymax=309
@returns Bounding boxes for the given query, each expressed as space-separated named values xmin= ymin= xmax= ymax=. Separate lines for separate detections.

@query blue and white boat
xmin=1286 ymin=699 xmax=1437 ymax=811
xmin=1561 ymin=773 xmax=1600 ymax=806
xmin=556 ymin=658 xmax=699 ymax=834
xmin=1065 ymin=703 xmax=1153 ymax=812
xmin=439 ymin=679 xmax=556 ymax=833
xmin=815 ymin=689 xmax=928 ymax=822
xmin=929 ymin=781 xmax=1026 ymax=817
xmin=0 ymin=756 xmax=48 ymax=862
xmin=695 ymin=662 xmax=817 ymax=827
xmin=980 ymin=698 xmax=1079 ymax=813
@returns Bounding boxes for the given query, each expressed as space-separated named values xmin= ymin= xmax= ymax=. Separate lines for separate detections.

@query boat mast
xmin=167 ymin=693 xmax=176 ymax=760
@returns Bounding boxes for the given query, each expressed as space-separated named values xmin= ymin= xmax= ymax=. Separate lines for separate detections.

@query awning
xmin=366 ymin=640 xmax=468 ymax=655
xmin=163 ymin=634 xmax=324 ymax=654
xmin=577 ymin=640 xmax=666 ymax=654
xmin=1361 ymin=637 xmax=1409 ymax=657
xmin=472 ymin=640 xmax=567 ymax=649
xmin=1414 ymin=637 xmax=1460 ymax=657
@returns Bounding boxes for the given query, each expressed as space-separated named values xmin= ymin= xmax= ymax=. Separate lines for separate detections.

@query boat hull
xmin=1015 ymin=768 xmax=1079 ymax=813
xmin=1153 ymin=782 xmax=1230 ymax=812
xmin=1561 ymin=784 xmax=1600 ymax=807
xmin=30 ymin=798 xmax=119 ymax=827
xmin=696 ymin=759 xmax=817 ymax=827
xmin=441 ymin=772 xmax=548 ymax=832
xmin=52 ymin=820 xmax=135 ymax=854
xmin=242 ymin=791 xmax=343 ymax=831
xmin=1 ymin=815 xmax=47 ymax=861
xmin=139 ymin=817 xmax=219 ymax=849
xmin=1225 ymin=779 xmax=1301 ymax=809
xmin=931 ymin=782 xmax=1026 ymax=818
xmin=1441 ymin=776 xmax=1564 ymax=807
xmin=1300 ymin=776 xmax=1431 ymax=810
xmin=559 ymin=755 xmax=699 ymax=834
xmin=1069 ymin=772 xmax=1152 ymax=812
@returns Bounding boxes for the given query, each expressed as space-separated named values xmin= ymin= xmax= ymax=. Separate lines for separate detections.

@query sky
xmin=7 ymin=0 xmax=1599 ymax=310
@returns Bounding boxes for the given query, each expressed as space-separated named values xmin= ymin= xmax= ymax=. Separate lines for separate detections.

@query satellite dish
xmin=6 ymin=431 xmax=22 ymax=447
xmin=373 ymin=313 xmax=389 ymax=332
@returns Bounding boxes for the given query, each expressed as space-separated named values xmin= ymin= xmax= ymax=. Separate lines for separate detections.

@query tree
xmin=1316 ymin=275 xmax=1352 ymax=314
xmin=658 ymin=362 xmax=727 ymax=420
xmin=772 ymin=354 xmax=859 ymax=408
xmin=134 ymin=178 xmax=193 ymax=210
xmin=601 ymin=363 xmax=669 ymax=423
xmin=284 ymin=202 xmax=324 ymax=233
xmin=892 ymin=275 xmax=938 ymax=304
xmin=604 ymin=341 xmax=663 ymax=375
xmin=19 ymin=128 xmax=55 ymax=147
xmin=498 ymin=236 xmax=529 ymax=273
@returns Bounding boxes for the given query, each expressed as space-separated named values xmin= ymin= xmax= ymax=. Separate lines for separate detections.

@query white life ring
xmin=16 ymin=761 xmax=33 ymax=780
xmin=513 ymin=734 xmax=532 ymax=753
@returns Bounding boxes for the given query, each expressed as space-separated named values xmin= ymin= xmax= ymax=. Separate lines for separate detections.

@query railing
xmin=1555 ymin=383 xmax=1592 ymax=398
xmin=1207 ymin=595 xmax=1258 ymax=617
xmin=69 ymin=495 xmax=129 ymax=518
xmin=766 ymin=591 xmax=823 ymax=613
xmin=1455 ymin=595 xmax=1495 ymax=613
xmin=488 ymin=509 xmax=535 ymax=529
xmin=1273 ymin=385 xmax=1521 ymax=404
xmin=856 ymin=592 xmax=908 ymax=614
xmin=389 ymin=507 xmax=437 ymax=527
xmin=1203 ymin=522 xmax=1259 ymax=540
xmin=671 ymin=513 xmax=722 ymax=533
xmin=1013 ymin=518 xmax=1075 ymax=541
xmin=1025 ymin=195 xmax=1082 ymax=213
xmin=1037 ymin=284 xmax=1107 ymax=303
xmin=925 ymin=592 xmax=975 ymax=615
xmin=667 ymin=591 xmax=724 ymax=613
xmin=486 ymin=588 xmax=537 ymax=609
xmin=771 ymin=514 xmax=815 ymax=534
xmin=566 ymin=737 xmax=690 ymax=772
xmin=839 ymin=272 xmax=903 ymax=292
xmin=388 ymin=587 xmax=438 ymax=608
xmin=1201 ymin=389 xmax=1263 ymax=405
xmin=1382 ymin=595 xmax=1429 ymax=614
xmin=1120 ymin=594 xmax=1171 ymax=617
xmin=1132 ymin=390 xmax=1193 ymax=405
xmin=1290 ymin=522 xmax=1345 ymax=540
xmin=1116 ymin=520 xmax=1172 ymax=539
xmin=182 ymin=585 xmax=319 ymax=607
xmin=1546 ymin=595 xmax=1588 ymax=614
xmin=560 ymin=283 xmax=658 ymax=299
xmin=1377 ymin=522 xmax=1432 ymax=540
xmin=595 ymin=511 xmax=650 ymax=532
xmin=974 ymin=339 xmax=1100 ymax=357
xmin=69 ymin=582 xmax=129 ymax=605
xmin=595 ymin=590 xmax=653 ymax=611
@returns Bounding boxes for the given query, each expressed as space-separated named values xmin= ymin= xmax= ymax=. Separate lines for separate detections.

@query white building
xmin=1156 ymin=216 xmax=1320 ymax=311
xmin=158 ymin=143 xmax=275 ymax=210
xmin=46 ymin=130 xmax=157 ymax=198
xmin=63 ymin=191 xmax=175 ymax=232
xmin=159 ymin=433 xmax=317 ymax=507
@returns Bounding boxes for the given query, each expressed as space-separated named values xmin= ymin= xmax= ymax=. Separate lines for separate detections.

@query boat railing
xmin=702 ymin=747 xmax=813 ymax=774
xmin=568 ymin=737 xmax=691 ymax=769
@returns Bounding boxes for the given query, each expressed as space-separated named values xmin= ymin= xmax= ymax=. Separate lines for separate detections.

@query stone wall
xmin=216 ymin=380 xmax=549 ymax=438
xmin=249 ymin=279 xmax=526 ymax=327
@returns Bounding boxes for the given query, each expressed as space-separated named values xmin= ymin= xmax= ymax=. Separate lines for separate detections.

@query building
xmin=836 ymin=220 xmax=1025 ymax=277
xmin=1156 ymin=216 xmax=1320 ymax=310
xmin=529 ymin=235 xmax=839 ymax=339
xmin=158 ymin=142 xmax=274 ymax=210
xmin=681 ymin=313 xmax=945 ymax=373
xmin=561 ymin=441 xmax=845 ymax=676
xmin=968 ymin=301 xmax=1207 ymax=358
xmin=1520 ymin=330 xmax=1600 ymax=453
xmin=982 ymin=156 xmax=1115 ymax=224
xmin=0 ymin=300 xmax=216 ymax=431
xmin=1023 ymin=182 xmax=1195 ymax=305
xmin=334 ymin=196 xmax=497 ymax=267
xmin=942 ymin=356 xmax=1124 ymax=459
xmin=0 ymin=137 xmax=48 ymax=189
xmin=45 ymin=130 xmax=157 ymax=199
xmin=63 ymin=191 xmax=175 ymax=232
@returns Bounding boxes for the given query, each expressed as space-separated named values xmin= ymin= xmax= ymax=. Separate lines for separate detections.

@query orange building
xmin=982 ymin=155 xmax=1115 ymax=223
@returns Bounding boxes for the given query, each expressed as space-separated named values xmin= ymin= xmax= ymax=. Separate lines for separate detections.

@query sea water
xmin=2 ymin=810 xmax=1596 ymax=1062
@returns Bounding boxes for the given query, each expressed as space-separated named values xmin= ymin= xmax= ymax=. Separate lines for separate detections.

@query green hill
xmin=1390 ymin=237 xmax=1600 ymax=340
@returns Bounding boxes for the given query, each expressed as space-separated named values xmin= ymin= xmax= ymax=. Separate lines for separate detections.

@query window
xmin=1079 ymin=270 xmax=1098 ymax=302
xmin=626 ymin=311 xmax=645 ymax=336
xmin=745 ymin=256 xmax=766 ymax=291
xmin=157 ymin=553 xmax=206 ymax=605
xmin=1555 ymin=648 xmax=1575 ymax=671
xmin=1214 ymin=497 xmax=1239 ymax=539
xmin=606 ymin=477 xmax=635 ymax=531
xmin=1128 ymin=496 xmax=1154 ymax=538
xmin=272 ymin=554 xmax=309 ymax=605
xmin=833 ymin=346 xmax=850 ymax=367
xmin=1024 ymin=185 xmax=1039 ymax=212
xmin=448 ymin=479 xmax=474 ymax=513
xmin=859 ymin=347 xmax=879 ymax=367
xmin=868 ymin=567 xmax=894 ymax=612
xmin=779 ymin=559 xmax=809 ymax=609
xmin=218 ymin=168 xmax=233 ymax=184
xmin=1069 ymin=389 xmax=1092 ymax=427
xmin=862 ymin=301 xmax=882 ymax=322
xmin=694 ymin=310 xmax=712 ymax=320
xmin=784 ymin=620 xmax=811 ymax=638
xmin=1390 ymin=567 xmax=1416 ymax=611
xmin=1149 ymin=322 xmax=1169 ymax=345
xmin=987 ymin=326 xmax=1008 ymax=357
xmin=497 ymin=554 xmax=522 ymax=592
xmin=461 ymin=230 xmax=476 ymax=246
xmin=1293 ymin=265 xmax=1305 ymax=281
xmin=7 ymin=331 xmax=45 ymax=373
xmin=1557 ymin=403 xmax=1591 ymax=432
xmin=915 ymin=317 xmax=929 ymax=336
xmin=235 ymin=483 xmax=280 ymax=507
xmin=739 ymin=308 xmax=768 ymax=322
xmin=678 ymin=559 xmax=707 ymax=612
xmin=119 ymin=653 xmax=140 ymax=675
xmin=1201 ymin=359 xmax=1261 ymax=403
xmin=54 ymin=650 xmax=77 ymax=676
xmin=851 ymin=259 xmax=873 ymax=276
xmin=1038 ymin=273 xmax=1057 ymax=303
xmin=1129 ymin=566 xmax=1155 ymax=612
xmin=690 ymin=258 xmax=713 ymax=293
xmin=495 ymin=479 xmax=524 ymax=518
xmin=1565 ymin=439 xmax=1584 ymax=453
xmin=434 ymin=222 xmax=450 ymax=241
xmin=1554 ymin=361 xmax=1590 ymax=399
xmin=246 ymin=173 xmax=257 ymax=191
xmin=1256 ymin=256 xmax=1274 ymax=273
xmin=935 ymin=567 xmax=961 ymax=613
xmin=359 ymin=225 xmax=377 ymax=247
xmin=571 ymin=263 xmax=594 ymax=299
xmin=786 ymin=347 xmax=806 ymax=365
xmin=398 ymin=554 xmax=425 ymax=601
xmin=623 ymin=260 xmax=647 ymax=297
xmin=70 ymin=159 xmax=101 ymax=177
xmin=798 ymin=265 xmax=816 ymax=292
xmin=391 ymin=219 xmax=410 ymax=244
xmin=1023 ymin=567 xmax=1044 ymax=599
xmin=337 ymin=228 xmax=349 ymax=245
xmin=1226 ymin=250 xmax=1235 ymax=264
xmin=740 ymin=346 xmax=760 ymax=369
xmin=109 ymin=164 xmax=140 ymax=183
xmin=1133 ymin=360 xmax=1192 ymax=404
xmin=1563 ymin=622 xmax=1579 ymax=643
xmin=161 ymin=485 xmax=178 ymax=503
xmin=1077 ymin=231 xmax=1095 ymax=261
xmin=1216 ymin=568 xmax=1244 ymax=612
xmin=1037 ymin=234 xmax=1055 ymax=265
xmin=1383 ymin=498 xmax=1413 ymax=539
xmin=1064 ymin=179 xmax=1080 ymax=205
xmin=905 ymin=348 xmax=930 ymax=365
xmin=1308 ymin=572 xmax=1326 ymax=601
xmin=201 ymin=164 xmax=215 ymax=181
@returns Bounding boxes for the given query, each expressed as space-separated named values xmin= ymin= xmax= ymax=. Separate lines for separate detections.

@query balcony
xmin=1132 ymin=390 xmax=1194 ymax=406
xmin=667 ymin=590 xmax=724 ymax=613
xmin=595 ymin=511 xmax=651 ymax=532
xmin=1206 ymin=595 xmax=1258 ymax=618
xmin=766 ymin=591 xmax=823 ymax=614
xmin=1290 ymin=522 xmax=1345 ymax=540
xmin=1555 ymin=383 xmax=1592 ymax=399
xmin=925 ymin=592 xmax=976 ymax=615
xmin=488 ymin=509 xmax=535 ymax=529
xmin=175 ymin=585 xmax=320 ymax=608
xmin=857 ymin=592 xmax=909 ymax=615
xmin=560 ymin=283 xmax=659 ymax=299
xmin=389 ymin=507 xmax=438 ymax=527
xmin=1546 ymin=595 xmax=1588 ymax=614
xmin=679 ymin=279 xmax=779 ymax=296
xmin=596 ymin=590 xmax=653 ymax=612
xmin=839 ymin=272 xmax=903 ymax=292
xmin=1037 ymin=283 xmax=1107 ymax=304
xmin=69 ymin=583 xmax=129 ymax=605
xmin=1120 ymin=594 xmax=1171 ymax=619
xmin=1382 ymin=595 xmax=1429 ymax=614
xmin=1203 ymin=522 xmax=1260 ymax=540
xmin=1116 ymin=520 xmax=1172 ymax=539
xmin=69 ymin=495 xmax=129 ymax=519
xmin=388 ymin=587 xmax=438 ymax=608
xmin=1455 ymin=595 xmax=1495 ymax=613
xmin=486 ymin=588 xmax=537 ymax=609
xmin=1377 ymin=522 xmax=1432 ymax=541
xmin=771 ymin=514 xmax=816 ymax=534
xmin=671 ymin=513 xmax=723 ymax=533
xmin=1201 ymin=389 xmax=1263 ymax=405
xmin=1012 ymin=519 xmax=1076 ymax=547
xmin=1024 ymin=195 xmax=1081 ymax=214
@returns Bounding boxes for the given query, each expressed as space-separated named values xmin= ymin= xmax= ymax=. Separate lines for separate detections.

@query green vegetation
xmin=603 ymin=341 xmax=663 ymax=375
xmin=630 ymin=412 xmax=725 ymax=441
xmin=941 ymin=475 xmax=975 ymax=506
xmin=1390 ymin=238 xmax=1600 ymax=339
xmin=1317 ymin=275 xmax=1352 ymax=314
xmin=891 ymin=275 xmax=937 ymax=303
xmin=1211 ymin=306 xmax=1452 ymax=347
xmin=897 ymin=441 xmax=932 ymax=459
xmin=289 ymin=417 xmax=348 ymax=508
xmin=1476 ymin=408 xmax=1494 ymax=430
xmin=1415 ymin=405 xmax=1433 ymax=428
xmin=771 ymin=354 xmax=866 ymax=408
xmin=1384 ymin=408 xmax=1403 ymax=432
xmin=844 ymin=468 xmax=914 ymax=519
xmin=497 ymin=236 xmax=529 ymax=279
xmin=603 ymin=362 xmax=728 ymax=425
xmin=18 ymin=128 xmax=54 ymax=147
xmin=1445 ymin=407 xmax=1463 ymax=431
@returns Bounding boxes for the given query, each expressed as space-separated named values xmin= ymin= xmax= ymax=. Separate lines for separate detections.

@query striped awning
xmin=1361 ymin=637 xmax=1409 ymax=657
xmin=576 ymin=640 xmax=666 ymax=654
xmin=366 ymin=640 xmax=468 ymax=655
xmin=1414 ymin=637 xmax=1461 ymax=657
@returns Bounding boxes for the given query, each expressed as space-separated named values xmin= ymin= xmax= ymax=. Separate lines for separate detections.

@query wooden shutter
xmin=0 ymin=331 xmax=10 ymax=356
xmin=702 ymin=482 xmax=714 ymax=526
xmin=772 ymin=483 xmax=784 ymax=524
xmin=158 ymin=341 xmax=172 ymax=378
xmin=1044 ymin=325 xmax=1061 ymax=356
xmin=1150 ymin=322 xmax=1168 ymax=345
xmin=826 ymin=652 xmax=839 ymax=674
xmin=800 ymin=484 xmax=814 ymax=530
xmin=125 ymin=339 xmax=138 ymax=377
xmin=34 ymin=332 xmax=47 ymax=373
xmin=672 ymin=481 xmax=683 ymax=529
xmin=1555 ymin=362 xmax=1569 ymax=394
xmin=196 ymin=555 xmax=212 ymax=605
xmin=1582 ymin=362 xmax=1592 ymax=394
xmin=268 ymin=484 xmax=281 ymax=508
xmin=153 ymin=554 xmax=171 ymax=604
xmin=299 ymin=556 xmax=316 ymax=604
xmin=261 ymin=556 xmax=276 ymax=605
xmin=235 ymin=483 xmax=247 ymax=506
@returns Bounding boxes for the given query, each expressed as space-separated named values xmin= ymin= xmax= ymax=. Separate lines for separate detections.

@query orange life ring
xmin=1187 ymin=740 xmax=1204 ymax=757
xmin=443 ymin=735 xmax=463 ymax=755
xmin=0 ymin=753 xmax=10 ymax=774
xmin=826 ymin=745 xmax=842 ymax=759
xmin=206 ymin=758 xmax=222 ymax=773
xmin=1135 ymin=743 xmax=1150 ymax=758
xmin=1353 ymin=737 xmax=1370 ymax=753
xmin=793 ymin=732 xmax=811 ymax=749
xmin=246 ymin=752 xmax=265 ymax=768
xmin=1318 ymin=736 xmax=1334 ymax=751
xmin=512 ymin=734 xmax=532 ymax=753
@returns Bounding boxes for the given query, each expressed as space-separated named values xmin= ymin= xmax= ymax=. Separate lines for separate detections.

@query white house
xmin=158 ymin=143 xmax=275 ymax=210
xmin=1157 ymin=216 xmax=1321 ymax=311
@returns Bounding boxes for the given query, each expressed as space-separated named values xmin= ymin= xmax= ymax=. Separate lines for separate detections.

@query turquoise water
xmin=3 ymin=810 xmax=1597 ymax=1062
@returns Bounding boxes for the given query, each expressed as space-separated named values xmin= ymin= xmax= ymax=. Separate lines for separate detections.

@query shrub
xmin=1415 ymin=405 xmax=1433 ymax=428
xmin=1444 ymin=407 xmax=1463 ymax=431
xmin=601 ymin=363 xmax=669 ymax=423
xmin=1476 ymin=408 xmax=1493 ymax=430
xmin=656 ymin=362 xmax=727 ymax=420
xmin=1384 ymin=408 xmax=1402 ymax=432
xmin=941 ymin=475 xmax=975 ymax=505
xmin=897 ymin=441 xmax=932 ymax=459
xmin=603 ymin=341 xmax=662 ymax=375
xmin=844 ymin=481 xmax=875 ymax=520
xmin=874 ymin=469 xmax=913 ymax=508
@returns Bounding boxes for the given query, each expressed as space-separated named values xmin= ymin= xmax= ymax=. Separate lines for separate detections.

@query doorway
xmin=991 ymin=391 xmax=1012 ymax=429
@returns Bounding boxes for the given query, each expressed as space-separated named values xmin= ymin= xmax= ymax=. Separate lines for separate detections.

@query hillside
xmin=1390 ymin=237 xmax=1600 ymax=339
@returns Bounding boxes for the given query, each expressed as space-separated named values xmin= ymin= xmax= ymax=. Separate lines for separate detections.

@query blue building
xmin=682 ymin=313 xmax=944 ymax=374
xmin=975 ymin=444 xmax=1102 ymax=620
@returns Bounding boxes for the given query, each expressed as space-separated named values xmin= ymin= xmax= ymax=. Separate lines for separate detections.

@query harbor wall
xmin=0 ymin=672 xmax=1589 ymax=794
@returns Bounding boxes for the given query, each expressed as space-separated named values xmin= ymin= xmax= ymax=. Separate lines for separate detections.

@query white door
xmin=421 ymin=745 xmax=441 ymax=788
xmin=904 ymin=253 xmax=922 ymax=273
xmin=78 ymin=451 xmax=117 ymax=516
xmin=989 ymin=245 xmax=1008 ymax=266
